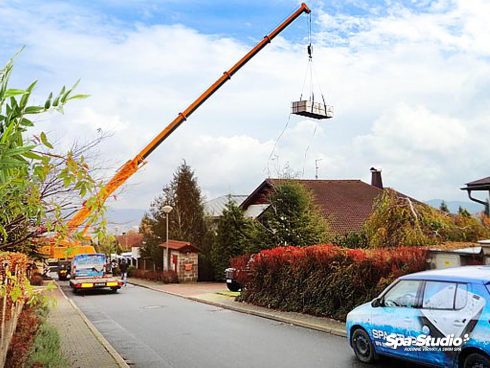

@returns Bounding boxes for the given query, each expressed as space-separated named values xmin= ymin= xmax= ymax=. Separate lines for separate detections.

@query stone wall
xmin=177 ymin=252 xmax=198 ymax=283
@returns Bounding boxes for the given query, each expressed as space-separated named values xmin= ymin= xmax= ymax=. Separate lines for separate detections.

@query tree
xmin=254 ymin=182 xmax=331 ymax=251
xmin=140 ymin=161 xmax=209 ymax=274
xmin=458 ymin=206 xmax=471 ymax=217
xmin=211 ymin=198 xmax=256 ymax=279
xmin=0 ymin=54 xmax=103 ymax=256
xmin=439 ymin=200 xmax=450 ymax=213
xmin=139 ymin=214 xmax=164 ymax=270
xmin=364 ymin=189 xmax=490 ymax=247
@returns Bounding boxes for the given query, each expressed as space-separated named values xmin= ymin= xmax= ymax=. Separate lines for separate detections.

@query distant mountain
xmin=106 ymin=208 xmax=146 ymax=232
xmin=426 ymin=199 xmax=484 ymax=214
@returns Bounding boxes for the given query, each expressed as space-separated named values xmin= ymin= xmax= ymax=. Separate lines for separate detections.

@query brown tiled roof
xmin=241 ymin=179 xmax=392 ymax=234
xmin=159 ymin=240 xmax=199 ymax=253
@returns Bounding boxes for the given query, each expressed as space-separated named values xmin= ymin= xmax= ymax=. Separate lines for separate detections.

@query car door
xmin=371 ymin=279 xmax=423 ymax=362
xmin=418 ymin=281 xmax=483 ymax=367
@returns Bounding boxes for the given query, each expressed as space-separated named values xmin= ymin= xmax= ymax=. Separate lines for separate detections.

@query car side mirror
xmin=371 ymin=298 xmax=382 ymax=308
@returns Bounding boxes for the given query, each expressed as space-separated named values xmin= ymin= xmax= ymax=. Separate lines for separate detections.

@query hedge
xmin=236 ymin=245 xmax=428 ymax=321
xmin=130 ymin=269 xmax=179 ymax=284
xmin=0 ymin=252 xmax=31 ymax=367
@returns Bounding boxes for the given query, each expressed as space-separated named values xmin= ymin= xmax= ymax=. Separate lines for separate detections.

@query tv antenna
xmin=315 ymin=158 xmax=322 ymax=179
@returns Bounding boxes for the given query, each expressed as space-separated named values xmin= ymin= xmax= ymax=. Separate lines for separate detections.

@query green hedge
xmin=237 ymin=245 xmax=428 ymax=321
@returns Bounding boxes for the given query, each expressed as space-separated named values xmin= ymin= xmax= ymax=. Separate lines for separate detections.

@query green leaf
xmin=3 ymin=89 xmax=26 ymax=98
xmin=67 ymin=94 xmax=90 ymax=101
xmin=20 ymin=118 xmax=33 ymax=126
xmin=24 ymin=106 xmax=44 ymax=114
xmin=40 ymin=132 xmax=53 ymax=149
xmin=22 ymin=151 xmax=42 ymax=160
xmin=44 ymin=92 xmax=52 ymax=109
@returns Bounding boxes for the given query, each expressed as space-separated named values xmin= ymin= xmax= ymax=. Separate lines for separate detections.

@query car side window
xmin=383 ymin=280 xmax=421 ymax=308
xmin=423 ymin=281 xmax=463 ymax=310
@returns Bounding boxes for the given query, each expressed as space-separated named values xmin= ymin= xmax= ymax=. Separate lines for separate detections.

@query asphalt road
xmin=59 ymin=282 xmax=423 ymax=368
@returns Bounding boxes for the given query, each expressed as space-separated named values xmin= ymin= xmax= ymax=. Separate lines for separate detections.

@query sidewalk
xmin=129 ymin=278 xmax=346 ymax=337
xmin=47 ymin=286 xmax=128 ymax=368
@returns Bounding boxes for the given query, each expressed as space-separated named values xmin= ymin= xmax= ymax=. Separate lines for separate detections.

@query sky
xmin=1 ymin=0 xmax=489 ymax=212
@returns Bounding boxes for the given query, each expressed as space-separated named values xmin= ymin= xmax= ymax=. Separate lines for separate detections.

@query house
xmin=160 ymin=240 xmax=199 ymax=282
xmin=204 ymin=195 xmax=248 ymax=220
xmin=240 ymin=168 xmax=415 ymax=235
xmin=461 ymin=176 xmax=490 ymax=215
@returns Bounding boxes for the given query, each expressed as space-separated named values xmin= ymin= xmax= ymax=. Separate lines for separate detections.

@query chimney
xmin=370 ymin=167 xmax=383 ymax=189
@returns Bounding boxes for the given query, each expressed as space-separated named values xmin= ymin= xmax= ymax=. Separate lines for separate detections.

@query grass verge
xmin=27 ymin=322 xmax=67 ymax=368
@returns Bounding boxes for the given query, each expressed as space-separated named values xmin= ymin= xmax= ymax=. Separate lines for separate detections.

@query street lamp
xmin=162 ymin=205 xmax=173 ymax=271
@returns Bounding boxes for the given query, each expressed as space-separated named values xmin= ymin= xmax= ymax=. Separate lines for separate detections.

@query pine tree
xmin=211 ymin=198 xmax=256 ymax=280
xmin=458 ymin=206 xmax=471 ymax=217
xmin=140 ymin=161 xmax=209 ymax=275
xmin=255 ymin=182 xmax=331 ymax=251
xmin=439 ymin=200 xmax=450 ymax=213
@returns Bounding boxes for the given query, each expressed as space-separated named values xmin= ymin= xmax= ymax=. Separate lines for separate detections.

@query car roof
xmin=400 ymin=266 xmax=490 ymax=284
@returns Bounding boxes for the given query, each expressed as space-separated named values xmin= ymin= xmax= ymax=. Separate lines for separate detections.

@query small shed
xmin=160 ymin=240 xmax=199 ymax=282
xmin=427 ymin=242 xmax=487 ymax=269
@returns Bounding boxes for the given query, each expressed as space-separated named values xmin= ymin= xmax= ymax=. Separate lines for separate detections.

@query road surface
xmin=59 ymin=282 xmax=422 ymax=368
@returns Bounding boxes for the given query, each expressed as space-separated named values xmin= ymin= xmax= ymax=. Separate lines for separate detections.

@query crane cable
xmin=299 ymin=13 xmax=328 ymax=109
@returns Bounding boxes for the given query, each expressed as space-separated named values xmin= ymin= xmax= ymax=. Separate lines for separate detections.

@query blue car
xmin=346 ymin=266 xmax=490 ymax=368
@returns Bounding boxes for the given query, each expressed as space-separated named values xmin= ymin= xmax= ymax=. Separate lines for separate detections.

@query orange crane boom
xmin=67 ymin=3 xmax=311 ymax=232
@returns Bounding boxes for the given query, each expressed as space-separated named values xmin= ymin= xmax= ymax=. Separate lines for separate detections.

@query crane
xmin=42 ymin=3 xmax=311 ymax=262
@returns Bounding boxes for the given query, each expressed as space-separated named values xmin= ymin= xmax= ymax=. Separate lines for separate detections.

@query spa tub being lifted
xmin=291 ymin=99 xmax=333 ymax=119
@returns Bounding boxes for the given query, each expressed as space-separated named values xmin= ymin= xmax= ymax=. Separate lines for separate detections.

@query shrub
xmin=364 ymin=189 xmax=490 ymax=247
xmin=131 ymin=269 xmax=179 ymax=283
xmin=127 ymin=265 xmax=136 ymax=277
xmin=236 ymin=244 xmax=428 ymax=321
xmin=29 ymin=273 xmax=44 ymax=286
xmin=5 ymin=306 xmax=39 ymax=368
xmin=27 ymin=323 xmax=67 ymax=368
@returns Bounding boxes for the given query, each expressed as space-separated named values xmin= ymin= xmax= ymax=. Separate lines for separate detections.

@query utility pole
xmin=315 ymin=158 xmax=322 ymax=179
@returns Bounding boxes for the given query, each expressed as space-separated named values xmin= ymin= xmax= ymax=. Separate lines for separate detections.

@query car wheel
xmin=352 ymin=328 xmax=376 ymax=363
xmin=227 ymin=282 xmax=240 ymax=292
xmin=464 ymin=353 xmax=490 ymax=368
xmin=111 ymin=287 xmax=119 ymax=293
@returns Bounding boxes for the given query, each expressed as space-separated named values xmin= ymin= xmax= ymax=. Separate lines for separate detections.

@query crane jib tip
xmin=301 ymin=3 xmax=311 ymax=14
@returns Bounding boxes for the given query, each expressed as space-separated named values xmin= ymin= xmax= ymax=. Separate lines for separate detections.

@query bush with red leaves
xmin=5 ymin=306 xmax=40 ymax=368
xmin=236 ymin=244 xmax=428 ymax=321
xmin=29 ymin=273 xmax=44 ymax=286
xmin=131 ymin=269 xmax=179 ymax=284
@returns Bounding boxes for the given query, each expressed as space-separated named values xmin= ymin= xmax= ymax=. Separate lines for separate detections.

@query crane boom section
xmin=67 ymin=3 xmax=311 ymax=231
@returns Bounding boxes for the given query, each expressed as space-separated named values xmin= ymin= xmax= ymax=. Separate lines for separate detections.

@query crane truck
xmin=40 ymin=3 xmax=312 ymax=289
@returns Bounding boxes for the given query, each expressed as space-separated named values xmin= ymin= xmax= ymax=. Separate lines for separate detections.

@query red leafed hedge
xmin=131 ymin=269 xmax=179 ymax=284
xmin=236 ymin=245 xmax=428 ymax=321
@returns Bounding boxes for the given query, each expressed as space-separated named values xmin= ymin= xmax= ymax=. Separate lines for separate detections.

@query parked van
xmin=346 ymin=266 xmax=490 ymax=367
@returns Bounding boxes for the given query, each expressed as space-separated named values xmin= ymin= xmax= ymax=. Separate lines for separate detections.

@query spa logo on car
xmin=372 ymin=329 xmax=470 ymax=352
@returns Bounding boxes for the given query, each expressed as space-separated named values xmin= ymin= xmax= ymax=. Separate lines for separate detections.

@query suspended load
xmin=291 ymin=99 xmax=333 ymax=119
xmin=291 ymin=23 xmax=333 ymax=120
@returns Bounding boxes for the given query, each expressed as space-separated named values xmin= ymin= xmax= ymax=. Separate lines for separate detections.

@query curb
xmin=56 ymin=283 xmax=130 ymax=368
xmin=129 ymin=281 xmax=347 ymax=338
